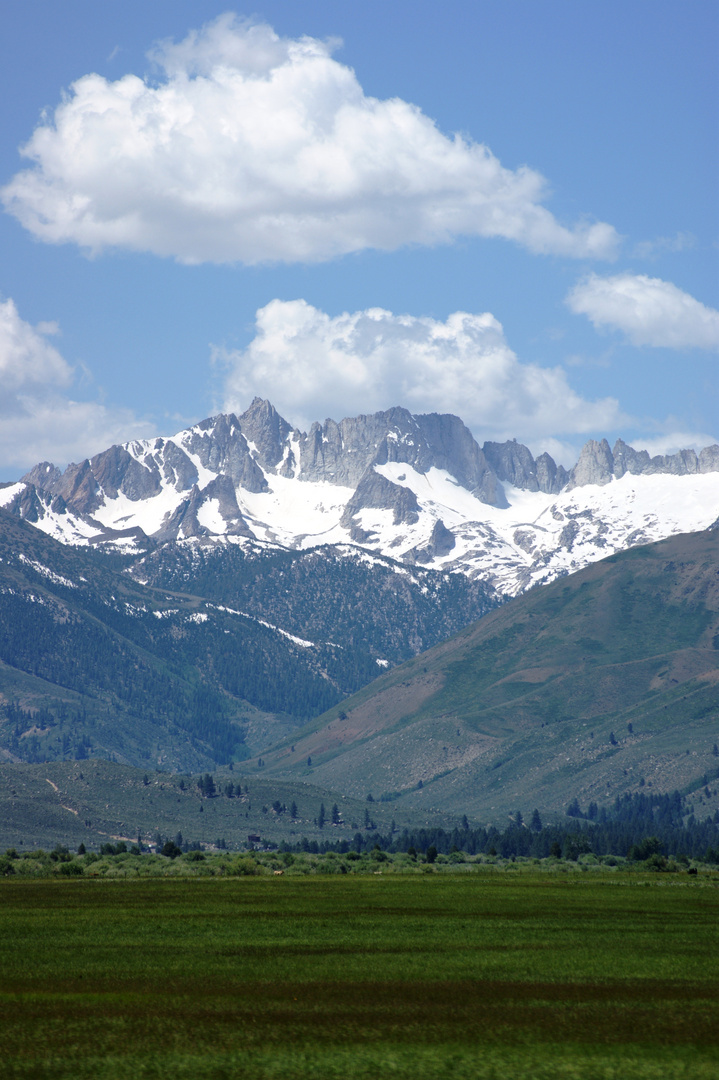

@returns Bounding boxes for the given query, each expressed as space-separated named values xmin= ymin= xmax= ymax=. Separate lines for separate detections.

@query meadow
xmin=1 ymin=869 xmax=718 ymax=1079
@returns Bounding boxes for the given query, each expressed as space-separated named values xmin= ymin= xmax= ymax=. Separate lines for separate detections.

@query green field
xmin=1 ymin=873 xmax=718 ymax=1079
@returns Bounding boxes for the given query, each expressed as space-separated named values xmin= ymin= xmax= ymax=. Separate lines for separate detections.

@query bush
xmin=58 ymin=861 xmax=84 ymax=877
xmin=231 ymin=857 xmax=260 ymax=876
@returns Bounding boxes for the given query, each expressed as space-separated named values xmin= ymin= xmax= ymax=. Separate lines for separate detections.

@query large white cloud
xmin=0 ymin=298 xmax=152 ymax=471
xmin=567 ymin=273 xmax=719 ymax=350
xmin=219 ymin=299 xmax=625 ymax=442
xmin=1 ymin=14 xmax=619 ymax=265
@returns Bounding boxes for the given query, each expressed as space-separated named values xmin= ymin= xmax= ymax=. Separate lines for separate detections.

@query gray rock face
xmin=159 ymin=440 xmax=198 ymax=491
xmin=340 ymin=469 xmax=420 ymax=541
xmin=579 ymin=437 xmax=719 ymax=486
xmin=643 ymin=449 xmax=698 ymax=476
xmin=699 ymin=445 xmax=719 ymax=473
xmin=415 ymin=412 xmax=506 ymax=507
xmin=21 ymin=462 xmax=63 ymax=491
xmin=405 ymin=519 xmax=456 ymax=564
xmin=4 ymin=482 xmax=105 ymax=539
xmin=5 ymin=483 xmax=55 ymax=525
xmin=90 ymin=444 xmax=163 ymax=501
xmin=483 ymin=440 xmax=539 ymax=492
xmin=237 ymin=397 xmax=293 ymax=474
xmin=297 ymin=407 xmax=420 ymax=489
xmin=296 ymin=406 xmax=506 ymax=508
xmin=481 ymin=440 xmax=570 ymax=495
xmin=535 ymin=452 xmax=568 ymax=494
xmin=181 ymin=414 xmax=268 ymax=494
xmin=612 ymin=439 xmax=651 ymax=479
xmin=566 ymin=439 xmax=614 ymax=489
xmin=47 ymin=460 xmax=104 ymax=515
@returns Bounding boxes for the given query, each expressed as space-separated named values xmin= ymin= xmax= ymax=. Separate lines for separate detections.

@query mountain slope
xmin=0 ymin=509 xmax=494 ymax=769
xmin=252 ymin=529 xmax=719 ymax=824
xmin=2 ymin=400 xmax=718 ymax=596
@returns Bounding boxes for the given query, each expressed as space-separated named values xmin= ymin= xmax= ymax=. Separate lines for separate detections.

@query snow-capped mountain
xmin=2 ymin=397 xmax=718 ymax=596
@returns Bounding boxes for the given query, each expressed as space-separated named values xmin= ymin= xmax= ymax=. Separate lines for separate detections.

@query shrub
xmin=58 ymin=861 xmax=84 ymax=877
xmin=231 ymin=857 xmax=260 ymax=876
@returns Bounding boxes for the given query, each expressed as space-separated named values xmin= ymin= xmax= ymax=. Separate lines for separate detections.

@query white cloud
xmin=1 ymin=14 xmax=619 ymax=265
xmin=628 ymin=431 xmax=719 ymax=457
xmin=567 ymin=272 xmax=719 ymax=350
xmin=219 ymin=299 xmax=625 ymax=443
xmin=0 ymin=298 xmax=153 ymax=471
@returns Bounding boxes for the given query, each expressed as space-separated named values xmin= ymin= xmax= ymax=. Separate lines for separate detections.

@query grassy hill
xmin=0 ymin=759 xmax=458 ymax=851
xmin=249 ymin=529 xmax=719 ymax=825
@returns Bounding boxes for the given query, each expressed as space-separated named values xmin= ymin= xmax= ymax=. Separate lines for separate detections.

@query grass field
xmin=1 ymin=873 xmax=718 ymax=1079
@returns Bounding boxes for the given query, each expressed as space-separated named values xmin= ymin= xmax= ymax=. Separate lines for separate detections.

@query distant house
xmin=247 ymin=834 xmax=261 ymax=844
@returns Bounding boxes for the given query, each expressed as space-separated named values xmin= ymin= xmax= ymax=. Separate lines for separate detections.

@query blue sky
xmin=0 ymin=0 xmax=717 ymax=478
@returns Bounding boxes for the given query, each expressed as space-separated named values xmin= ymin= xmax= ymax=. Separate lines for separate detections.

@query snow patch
xmin=17 ymin=554 xmax=77 ymax=589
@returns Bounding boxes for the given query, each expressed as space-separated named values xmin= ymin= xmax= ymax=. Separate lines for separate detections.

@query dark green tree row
xmin=276 ymin=789 xmax=719 ymax=862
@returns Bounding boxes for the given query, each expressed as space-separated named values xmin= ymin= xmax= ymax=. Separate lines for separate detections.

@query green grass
xmin=1 ymin=873 xmax=718 ymax=1078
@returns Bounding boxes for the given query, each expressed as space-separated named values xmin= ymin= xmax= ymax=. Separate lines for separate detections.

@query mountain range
xmin=2 ymin=398 xmax=718 ymax=596
xmin=1 ymin=401 xmax=718 ymax=828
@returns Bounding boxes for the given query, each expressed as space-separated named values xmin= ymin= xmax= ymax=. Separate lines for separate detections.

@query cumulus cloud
xmin=567 ymin=273 xmax=719 ymax=350
xmin=219 ymin=299 xmax=625 ymax=443
xmin=1 ymin=14 xmax=619 ymax=265
xmin=0 ymin=298 xmax=152 ymax=471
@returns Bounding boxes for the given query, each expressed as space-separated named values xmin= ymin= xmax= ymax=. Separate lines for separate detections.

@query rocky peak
xmin=414 ymin=412 xmax=506 ymax=507
xmin=566 ymin=439 xmax=614 ymax=490
xmin=699 ymin=445 xmax=719 ymax=473
xmin=612 ymin=439 xmax=651 ymax=479
xmin=237 ymin=397 xmax=294 ymax=474
xmin=180 ymin=414 xmax=267 ymax=494
xmin=21 ymin=461 xmax=64 ymax=492
xmin=535 ymin=452 xmax=568 ymax=495
xmin=482 ymin=439 xmax=539 ymax=492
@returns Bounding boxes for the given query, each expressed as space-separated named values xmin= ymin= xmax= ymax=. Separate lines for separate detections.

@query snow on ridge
xmin=6 ymin=418 xmax=719 ymax=600
xmin=0 ymin=483 xmax=24 ymax=508
xmin=209 ymin=603 xmax=315 ymax=648
xmin=17 ymin=554 xmax=77 ymax=589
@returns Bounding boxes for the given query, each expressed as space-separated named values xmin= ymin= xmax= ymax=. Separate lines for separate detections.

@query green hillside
xmin=251 ymin=530 xmax=719 ymax=824
xmin=0 ymin=759 xmax=455 ymax=851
